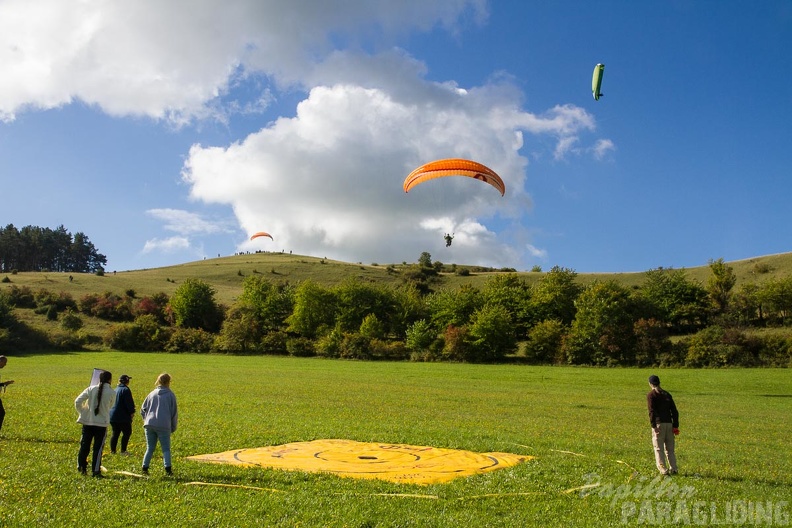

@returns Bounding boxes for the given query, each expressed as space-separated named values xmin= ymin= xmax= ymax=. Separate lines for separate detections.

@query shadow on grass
xmin=687 ymin=470 xmax=789 ymax=488
xmin=6 ymin=435 xmax=74 ymax=444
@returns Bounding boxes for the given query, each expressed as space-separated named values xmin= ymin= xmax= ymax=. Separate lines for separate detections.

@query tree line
xmin=0 ymin=224 xmax=107 ymax=273
xmin=1 ymin=254 xmax=791 ymax=367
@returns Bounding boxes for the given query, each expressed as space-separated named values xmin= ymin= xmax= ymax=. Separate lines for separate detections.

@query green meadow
xmin=0 ymin=353 xmax=789 ymax=527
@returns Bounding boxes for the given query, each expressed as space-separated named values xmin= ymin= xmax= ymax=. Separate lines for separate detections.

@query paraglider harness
xmin=444 ymin=233 xmax=454 ymax=247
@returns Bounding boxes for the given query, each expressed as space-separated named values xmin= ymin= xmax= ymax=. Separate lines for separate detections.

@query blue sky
xmin=1 ymin=1 xmax=790 ymax=273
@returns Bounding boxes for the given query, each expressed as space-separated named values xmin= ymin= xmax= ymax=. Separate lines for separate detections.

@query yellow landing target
xmin=186 ymin=439 xmax=534 ymax=485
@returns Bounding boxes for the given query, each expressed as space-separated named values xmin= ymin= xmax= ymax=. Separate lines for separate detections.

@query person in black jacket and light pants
xmin=647 ymin=374 xmax=680 ymax=475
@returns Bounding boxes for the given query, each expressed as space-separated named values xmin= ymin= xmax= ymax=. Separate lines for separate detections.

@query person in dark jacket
xmin=0 ymin=355 xmax=15 ymax=435
xmin=109 ymin=374 xmax=136 ymax=455
xmin=647 ymin=374 xmax=679 ymax=475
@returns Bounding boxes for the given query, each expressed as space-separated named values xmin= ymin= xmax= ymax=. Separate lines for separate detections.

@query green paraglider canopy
xmin=592 ymin=63 xmax=604 ymax=101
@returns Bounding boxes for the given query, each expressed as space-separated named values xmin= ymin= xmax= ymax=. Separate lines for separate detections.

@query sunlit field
xmin=0 ymin=353 xmax=789 ymax=527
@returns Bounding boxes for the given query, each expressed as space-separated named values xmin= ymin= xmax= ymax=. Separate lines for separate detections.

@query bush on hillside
xmin=286 ymin=336 xmax=315 ymax=357
xmin=5 ymin=285 xmax=35 ymax=308
xmin=169 ymin=278 xmax=223 ymax=332
xmin=259 ymin=331 xmax=289 ymax=355
xmin=105 ymin=315 xmax=170 ymax=351
xmin=683 ymin=326 xmax=760 ymax=367
xmin=60 ymin=310 xmax=84 ymax=332
xmin=164 ymin=327 xmax=215 ymax=354
xmin=79 ymin=292 xmax=133 ymax=321
xmin=523 ymin=319 xmax=565 ymax=364
xmin=315 ymin=325 xmax=344 ymax=358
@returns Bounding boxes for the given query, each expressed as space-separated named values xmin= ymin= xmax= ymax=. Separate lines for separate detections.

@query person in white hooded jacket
xmin=74 ymin=370 xmax=115 ymax=477
xmin=140 ymin=373 xmax=178 ymax=476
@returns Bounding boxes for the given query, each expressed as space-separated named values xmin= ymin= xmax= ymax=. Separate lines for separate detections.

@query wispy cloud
xmin=525 ymin=244 xmax=548 ymax=259
xmin=592 ymin=139 xmax=615 ymax=160
xmin=146 ymin=208 xmax=233 ymax=235
xmin=141 ymin=236 xmax=190 ymax=254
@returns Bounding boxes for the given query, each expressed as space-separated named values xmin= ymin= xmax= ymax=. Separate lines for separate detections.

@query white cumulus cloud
xmin=183 ymin=73 xmax=596 ymax=268
xmin=0 ymin=0 xmax=488 ymax=123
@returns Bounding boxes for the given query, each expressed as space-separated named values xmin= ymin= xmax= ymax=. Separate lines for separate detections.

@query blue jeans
xmin=142 ymin=426 xmax=172 ymax=469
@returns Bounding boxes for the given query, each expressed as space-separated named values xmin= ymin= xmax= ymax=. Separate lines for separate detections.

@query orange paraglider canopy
xmin=403 ymin=158 xmax=505 ymax=196
xmin=250 ymin=231 xmax=273 ymax=241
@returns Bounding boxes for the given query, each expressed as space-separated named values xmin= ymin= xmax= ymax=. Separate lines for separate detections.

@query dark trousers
xmin=0 ymin=398 xmax=5 ymax=433
xmin=110 ymin=422 xmax=132 ymax=453
xmin=78 ymin=425 xmax=107 ymax=475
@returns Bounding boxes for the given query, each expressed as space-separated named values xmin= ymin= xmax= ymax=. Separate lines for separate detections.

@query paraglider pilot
xmin=444 ymin=233 xmax=454 ymax=247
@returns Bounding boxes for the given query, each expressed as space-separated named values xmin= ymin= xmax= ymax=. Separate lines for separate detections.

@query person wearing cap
xmin=647 ymin=374 xmax=680 ymax=475
xmin=109 ymin=374 xmax=136 ymax=455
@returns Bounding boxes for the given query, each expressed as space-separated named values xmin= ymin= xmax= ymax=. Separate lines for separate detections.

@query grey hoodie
xmin=140 ymin=386 xmax=178 ymax=433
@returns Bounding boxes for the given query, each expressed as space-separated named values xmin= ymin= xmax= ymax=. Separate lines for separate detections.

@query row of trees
xmin=2 ymin=256 xmax=791 ymax=366
xmin=0 ymin=224 xmax=107 ymax=273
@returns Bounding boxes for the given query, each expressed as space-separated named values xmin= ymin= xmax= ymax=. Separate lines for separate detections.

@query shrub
xmin=753 ymin=262 xmax=772 ymax=274
xmin=133 ymin=293 xmax=170 ymax=324
xmin=259 ymin=331 xmax=289 ymax=355
xmin=441 ymin=325 xmax=470 ymax=362
xmin=169 ymin=278 xmax=223 ymax=331
xmin=684 ymin=326 xmax=759 ymax=367
xmin=104 ymin=323 xmax=141 ymax=351
xmin=633 ymin=318 xmax=672 ymax=367
xmin=104 ymin=315 xmax=169 ymax=351
xmin=359 ymin=313 xmax=385 ymax=340
xmin=164 ymin=327 xmax=215 ymax=354
xmin=79 ymin=292 xmax=132 ymax=321
xmin=756 ymin=334 xmax=792 ymax=367
xmin=524 ymin=319 xmax=566 ymax=364
xmin=315 ymin=326 xmax=344 ymax=358
xmin=405 ymin=320 xmax=436 ymax=356
xmin=49 ymin=330 xmax=83 ymax=351
xmin=286 ymin=337 xmax=315 ymax=357
xmin=369 ymin=339 xmax=408 ymax=360
xmin=60 ymin=310 xmax=84 ymax=332
xmin=466 ymin=304 xmax=516 ymax=362
xmin=339 ymin=333 xmax=372 ymax=360
xmin=215 ymin=305 xmax=262 ymax=354
xmin=6 ymin=285 xmax=35 ymax=308
xmin=1 ymin=276 xmax=9 ymax=283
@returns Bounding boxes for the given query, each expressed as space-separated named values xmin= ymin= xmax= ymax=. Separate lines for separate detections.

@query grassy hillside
xmin=3 ymin=251 xmax=792 ymax=306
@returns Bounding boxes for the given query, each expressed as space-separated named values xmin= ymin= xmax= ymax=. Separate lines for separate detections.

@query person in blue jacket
xmin=109 ymin=374 xmax=136 ymax=455
xmin=140 ymin=373 xmax=178 ymax=476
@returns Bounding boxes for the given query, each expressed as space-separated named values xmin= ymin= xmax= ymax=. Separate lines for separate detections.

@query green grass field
xmin=0 ymin=353 xmax=789 ymax=527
